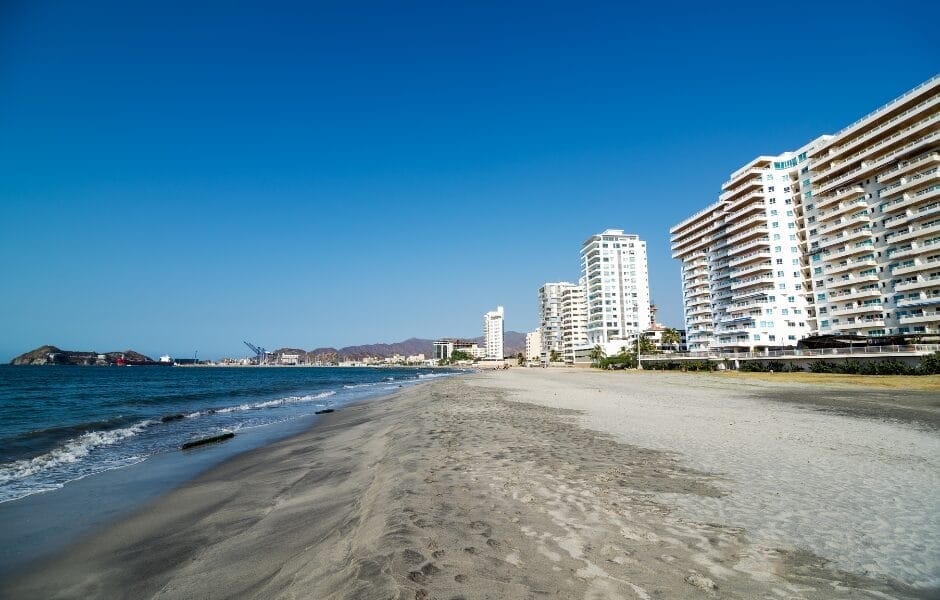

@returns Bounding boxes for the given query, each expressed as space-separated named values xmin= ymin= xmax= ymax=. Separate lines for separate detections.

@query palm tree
xmin=549 ymin=349 xmax=561 ymax=363
xmin=661 ymin=328 xmax=681 ymax=353
xmin=589 ymin=344 xmax=605 ymax=368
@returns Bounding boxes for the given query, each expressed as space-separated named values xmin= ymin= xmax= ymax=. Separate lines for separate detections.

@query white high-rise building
xmin=525 ymin=328 xmax=542 ymax=363
xmin=538 ymin=282 xmax=573 ymax=363
xmin=483 ymin=306 xmax=505 ymax=359
xmin=673 ymin=76 xmax=940 ymax=346
xmin=804 ymin=77 xmax=939 ymax=337
xmin=580 ymin=230 xmax=651 ymax=346
xmin=560 ymin=280 xmax=589 ymax=364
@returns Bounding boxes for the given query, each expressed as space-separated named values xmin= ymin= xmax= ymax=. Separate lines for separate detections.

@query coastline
xmin=5 ymin=371 xmax=937 ymax=598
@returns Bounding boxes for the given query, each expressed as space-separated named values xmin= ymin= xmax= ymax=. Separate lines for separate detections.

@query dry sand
xmin=4 ymin=370 xmax=938 ymax=599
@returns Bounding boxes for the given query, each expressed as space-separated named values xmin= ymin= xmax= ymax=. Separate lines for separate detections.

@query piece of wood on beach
xmin=180 ymin=432 xmax=235 ymax=450
xmin=315 ymin=408 xmax=335 ymax=414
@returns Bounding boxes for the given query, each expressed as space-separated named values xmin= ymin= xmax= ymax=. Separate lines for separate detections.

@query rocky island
xmin=10 ymin=345 xmax=162 ymax=366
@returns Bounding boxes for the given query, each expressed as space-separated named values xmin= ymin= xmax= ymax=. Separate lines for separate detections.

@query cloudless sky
xmin=1 ymin=0 xmax=937 ymax=360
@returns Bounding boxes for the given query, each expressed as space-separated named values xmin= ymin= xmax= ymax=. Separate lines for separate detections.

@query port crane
xmin=243 ymin=341 xmax=271 ymax=365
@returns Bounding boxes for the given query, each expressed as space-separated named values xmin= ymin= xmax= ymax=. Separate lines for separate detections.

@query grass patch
xmin=711 ymin=371 xmax=940 ymax=391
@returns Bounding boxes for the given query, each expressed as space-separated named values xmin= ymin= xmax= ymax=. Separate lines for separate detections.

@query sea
xmin=0 ymin=364 xmax=459 ymax=573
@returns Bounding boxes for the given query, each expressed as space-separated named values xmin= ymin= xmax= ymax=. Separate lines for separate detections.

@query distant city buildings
xmin=483 ymin=306 xmax=505 ymax=359
xmin=433 ymin=339 xmax=486 ymax=362
xmin=536 ymin=229 xmax=655 ymax=364
xmin=580 ymin=229 xmax=651 ymax=346
xmin=672 ymin=76 xmax=939 ymax=350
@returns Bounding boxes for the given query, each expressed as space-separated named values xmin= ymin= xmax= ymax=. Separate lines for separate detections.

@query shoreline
xmin=4 ymin=371 xmax=937 ymax=598
xmin=0 ymin=373 xmax=437 ymax=576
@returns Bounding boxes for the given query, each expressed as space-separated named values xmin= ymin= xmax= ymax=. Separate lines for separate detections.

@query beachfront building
xmin=560 ymin=281 xmax=589 ymax=364
xmin=804 ymin=77 xmax=939 ymax=337
xmin=434 ymin=339 xmax=487 ymax=362
xmin=672 ymin=148 xmax=818 ymax=351
xmin=672 ymin=76 xmax=940 ymax=346
xmin=580 ymin=230 xmax=651 ymax=347
xmin=670 ymin=207 xmax=718 ymax=351
xmin=538 ymin=282 xmax=574 ymax=363
xmin=525 ymin=328 xmax=541 ymax=364
xmin=483 ymin=306 xmax=505 ymax=359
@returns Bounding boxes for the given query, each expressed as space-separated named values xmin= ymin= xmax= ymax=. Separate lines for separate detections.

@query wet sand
xmin=4 ymin=370 xmax=938 ymax=599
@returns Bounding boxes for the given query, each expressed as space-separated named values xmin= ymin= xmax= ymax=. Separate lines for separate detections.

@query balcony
xmin=830 ymin=302 xmax=884 ymax=316
xmin=725 ymin=200 xmax=767 ymax=223
xmin=818 ymin=212 xmax=872 ymax=235
xmin=728 ymin=236 xmax=771 ymax=256
xmin=839 ymin=319 xmax=887 ymax=330
xmin=720 ymin=177 xmax=763 ymax=202
xmin=813 ymin=185 xmax=866 ymax=211
xmin=736 ymin=286 xmax=775 ymax=300
xmin=733 ymin=261 xmax=773 ymax=278
xmin=899 ymin=311 xmax=940 ymax=324
xmin=732 ymin=273 xmax=775 ymax=290
xmin=814 ymin=129 xmax=940 ymax=197
xmin=895 ymin=274 xmax=940 ymax=292
xmin=823 ymin=242 xmax=875 ymax=262
xmin=826 ymin=257 xmax=877 ymax=275
xmin=728 ymin=224 xmax=770 ymax=245
xmin=879 ymin=167 xmax=939 ymax=201
xmin=729 ymin=249 xmax=772 ymax=267
xmin=815 ymin=94 xmax=939 ymax=165
xmin=827 ymin=273 xmax=881 ymax=289
xmin=896 ymin=294 xmax=940 ymax=309
xmin=724 ymin=189 xmax=768 ymax=214
xmin=722 ymin=214 xmax=766 ymax=238
xmin=829 ymin=287 xmax=881 ymax=302
xmin=881 ymin=189 xmax=939 ymax=216
xmin=877 ymin=151 xmax=940 ymax=185
xmin=817 ymin=197 xmax=869 ymax=221
xmin=891 ymin=220 xmax=940 ymax=244
xmin=812 ymin=112 xmax=940 ymax=184
xmin=816 ymin=227 xmax=875 ymax=251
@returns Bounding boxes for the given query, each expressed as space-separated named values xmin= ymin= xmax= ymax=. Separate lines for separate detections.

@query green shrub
xmin=809 ymin=360 xmax=838 ymax=373
xmin=920 ymin=352 xmax=940 ymax=375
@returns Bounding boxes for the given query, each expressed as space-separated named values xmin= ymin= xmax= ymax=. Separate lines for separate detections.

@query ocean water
xmin=0 ymin=365 xmax=456 ymax=504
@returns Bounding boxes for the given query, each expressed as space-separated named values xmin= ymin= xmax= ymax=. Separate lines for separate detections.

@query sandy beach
xmin=4 ymin=369 xmax=938 ymax=599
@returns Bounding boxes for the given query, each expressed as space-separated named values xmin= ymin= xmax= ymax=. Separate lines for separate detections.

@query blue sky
xmin=0 ymin=1 xmax=937 ymax=360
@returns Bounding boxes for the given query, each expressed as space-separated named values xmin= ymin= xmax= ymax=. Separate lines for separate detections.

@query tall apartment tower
xmin=538 ymin=282 xmax=575 ymax=362
xmin=673 ymin=76 xmax=939 ymax=346
xmin=483 ymin=306 xmax=505 ymax=359
xmin=560 ymin=280 xmax=589 ymax=364
xmin=672 ymin=150 xmax=816 ymax=351
xmin=671 ymin=203 xmax=721 ymax=351
xmin=580 ymin=230 xmax=651 ymax=346
xmin=803 ymin=77 xmax=939 ymax=337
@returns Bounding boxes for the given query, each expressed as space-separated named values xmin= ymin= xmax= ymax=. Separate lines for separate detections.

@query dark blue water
xmin=0 ymin=365 xmax=456 ymax=504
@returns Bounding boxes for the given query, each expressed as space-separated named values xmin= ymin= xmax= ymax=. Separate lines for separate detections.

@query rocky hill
xmin=11 ymin=345 xmax=155 ymax=366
